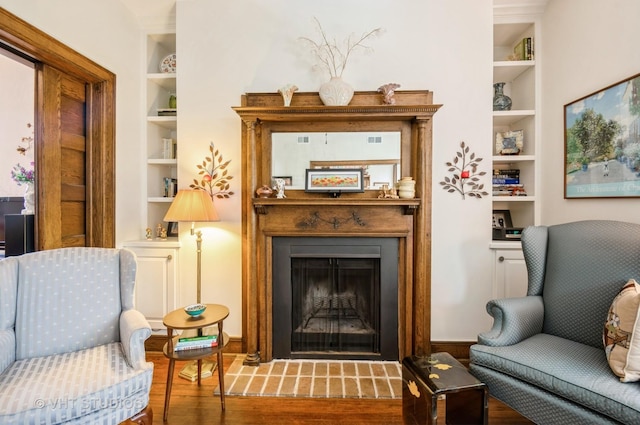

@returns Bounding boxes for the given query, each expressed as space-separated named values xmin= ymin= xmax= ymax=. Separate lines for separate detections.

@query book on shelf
xmin=492 ymin=184 xmax=527 ymax=196
xmin=492 ymin=177 xmax=520 ymax=184
xmin=493 ymin=168 xmax=520 ymax=176
xmin=513 ymin=37 xmax=534 ymax=61
xmin=174 ymin=334 xmax=218 ymax=351
xmin=162 ymin=138 xmax=176 ymax=159
xmin=163 ymin=177 xmax=177 ymax=198
xmin=179 ymin=335 xmax=217 ymax=343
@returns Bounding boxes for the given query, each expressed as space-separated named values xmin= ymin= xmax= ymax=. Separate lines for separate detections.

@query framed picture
xmin=492 ymin=210 xmax=513 ymax=229
xmin=272 ymin=176 xmax=292 ymax=186
xmin=167 ymin=222 xmax=179 ymax=237
xmin=495 ymin=130 xmax=523 ymax=155
xmin=564 ymin=72 xmax=640 ymax=198
xmin=305 ymin=168 xmax=365 ymax=194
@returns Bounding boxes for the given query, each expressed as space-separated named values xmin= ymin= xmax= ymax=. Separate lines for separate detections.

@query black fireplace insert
xmin=272 ymin=237 xmax=398 ymax=360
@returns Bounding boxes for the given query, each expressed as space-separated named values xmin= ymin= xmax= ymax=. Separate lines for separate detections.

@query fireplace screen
xmin=272 ymin=237 xmax=398 ymax=360
xmin=291 ymin=258 xmax=380 ymax=354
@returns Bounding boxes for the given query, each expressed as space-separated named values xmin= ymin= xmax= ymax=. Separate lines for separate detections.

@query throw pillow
xmin=603 ymin=279 xmax=640 ymax=382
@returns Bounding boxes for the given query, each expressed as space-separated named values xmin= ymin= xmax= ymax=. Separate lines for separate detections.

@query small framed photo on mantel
xmin=304 ymin=168 xmax=364 ymax=195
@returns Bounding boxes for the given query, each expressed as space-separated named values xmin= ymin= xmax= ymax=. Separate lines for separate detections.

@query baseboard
xmin=430 ymin=341 xmax=474 ymax=367
xmin=145 ymin=336 xmax=474 ymax=365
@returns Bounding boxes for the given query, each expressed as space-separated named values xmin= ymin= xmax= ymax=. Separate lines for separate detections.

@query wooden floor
xmin=146 ymin=352 xmax=533 ymax=424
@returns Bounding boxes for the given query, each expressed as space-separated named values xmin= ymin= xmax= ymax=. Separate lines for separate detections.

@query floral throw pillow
xmin=603 ymin=279 xmax=640 ymax=382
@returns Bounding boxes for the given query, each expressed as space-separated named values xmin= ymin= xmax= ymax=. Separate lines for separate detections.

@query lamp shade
xmin=163 ymin=189 xmax=220 ymax=222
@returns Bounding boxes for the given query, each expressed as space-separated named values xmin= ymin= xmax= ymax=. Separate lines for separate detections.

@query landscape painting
xmin=564 ymin=73 xmax=640 ymax=198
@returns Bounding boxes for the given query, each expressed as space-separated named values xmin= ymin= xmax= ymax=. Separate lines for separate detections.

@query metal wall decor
xmin=440 ymin=141 xmax=488 ymax=199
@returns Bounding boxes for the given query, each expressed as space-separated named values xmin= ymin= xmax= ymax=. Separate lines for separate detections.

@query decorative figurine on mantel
xmin=273 ymin=178 xmax=287 ymax=199
xmin=256 ymin=185 xmax=274 ymax=198
xmin=278 ymin=84 xmax=298 ymax=107
xmin=378 ymin=83 xmax=401 ymax=105
xmin=377 ymin=184 xmax=399 ymax=199
xmin=155 ymin=223 xmax=163 ymax=238
xmin=145 ymin=227 xmax=152 ymax=240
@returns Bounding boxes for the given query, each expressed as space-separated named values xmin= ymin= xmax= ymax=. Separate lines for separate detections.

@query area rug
xmin=215 ymin=356 xmax=402 ymax=399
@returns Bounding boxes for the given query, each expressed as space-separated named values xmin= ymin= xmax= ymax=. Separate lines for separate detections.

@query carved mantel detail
xmin=296 ymin=211 xmax=366 ymax=229
xmin=234 ymin=90 xmax=440 ymax=364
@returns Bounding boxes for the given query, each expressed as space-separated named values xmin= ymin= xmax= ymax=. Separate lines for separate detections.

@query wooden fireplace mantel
xmin=234 ymin=90 xmax=441 ymax=364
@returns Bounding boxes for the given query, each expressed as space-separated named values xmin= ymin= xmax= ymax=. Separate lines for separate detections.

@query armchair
xmin=0 ymin=247 xmax=153 ymax=424
xmin=470 ymin=220 xmax=640 ymax=424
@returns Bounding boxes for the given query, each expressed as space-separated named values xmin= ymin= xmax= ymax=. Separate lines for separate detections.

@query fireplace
xmin=272 ymin=237 xmax=398 ymax=360
xmin=235 ymin=90 xmax=439 ymax=364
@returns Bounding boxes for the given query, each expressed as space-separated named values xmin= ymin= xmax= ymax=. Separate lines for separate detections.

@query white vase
xmin=319 ymin=77 xmax=354 ymax=106
xmin=397 ymin=177 xmax=416 ymax=199
xmin=22 ymin=182 xmax=35 ymax=214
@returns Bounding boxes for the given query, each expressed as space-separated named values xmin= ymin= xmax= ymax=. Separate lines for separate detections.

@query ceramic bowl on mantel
xmin=184 ymin=303 xmax=206 ymax=317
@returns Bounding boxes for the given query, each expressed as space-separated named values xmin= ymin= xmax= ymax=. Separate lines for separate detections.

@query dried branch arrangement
xmin=299 ymin=17 xmax=383 ymax=78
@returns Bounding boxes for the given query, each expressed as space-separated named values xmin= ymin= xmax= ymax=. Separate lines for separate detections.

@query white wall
xmin=0 ymin=0 xmax=498 ymax=343
xmin=541 ymin=0 xmax=640 ymax=224
xmin=0 ymin=0 xmax=144 ymax=244
xmin=176 ymin=0 xmax=494 ymax=339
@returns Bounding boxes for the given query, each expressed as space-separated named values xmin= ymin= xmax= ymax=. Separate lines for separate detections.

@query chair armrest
xmin=119 ymin=309 xmax=152 ymax=370
xmin=0 ymin=329 xmax=16 ymax=375
xmin=477 ymin=296 xmax=544 ymax=347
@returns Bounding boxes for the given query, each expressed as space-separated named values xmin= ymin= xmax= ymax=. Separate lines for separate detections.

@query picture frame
xmin=304 ymin=168 xmax=365 ymax=194
xmin=564 ymin=72 xmax=640 ymax=198
xmin=167 ymin=222 xmax=179 ymax=237
xmin=272 ymin=176 xmax=292 ymax=186
xmin=492 ymin=209 xmax=513 ymax=229
xmin=495 ymin=129 xmax=523 ymax=155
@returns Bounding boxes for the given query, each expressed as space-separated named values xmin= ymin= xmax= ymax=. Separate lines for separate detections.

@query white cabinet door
xmin=125 ymin=244 xmax=179 ymax=330
xmin=494 ymin=249 xmax=528 ymax=298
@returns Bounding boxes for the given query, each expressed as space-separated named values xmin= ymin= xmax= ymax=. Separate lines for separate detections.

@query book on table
xmin=174 ymin=334 xmax=218 ymax=351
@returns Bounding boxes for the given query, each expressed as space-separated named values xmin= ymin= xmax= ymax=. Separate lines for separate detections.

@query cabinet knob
xmin=498 ymin=256 xmax=505 ymax=262
xmin=167 ymin=254 xmax=172 ymax=261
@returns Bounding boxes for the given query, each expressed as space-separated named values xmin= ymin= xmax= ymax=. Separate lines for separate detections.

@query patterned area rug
xmin=216 ymin=356 xmax=402 ymax=399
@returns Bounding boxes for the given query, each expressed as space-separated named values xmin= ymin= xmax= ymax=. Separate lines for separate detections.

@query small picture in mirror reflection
xmin=272 ymin=176 xmax=292 ymax=186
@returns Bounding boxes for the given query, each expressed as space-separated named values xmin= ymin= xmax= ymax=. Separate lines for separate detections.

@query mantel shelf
xmin=252 ymin=197 xmax=420 ymax=215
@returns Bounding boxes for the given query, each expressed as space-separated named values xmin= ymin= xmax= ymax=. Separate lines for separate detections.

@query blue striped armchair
xmin=0 ymin=247 xmax=153 ymax=424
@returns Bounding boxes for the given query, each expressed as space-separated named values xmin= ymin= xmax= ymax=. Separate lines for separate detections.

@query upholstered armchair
xmin=0 ymin=247 xmax=153 ymax=424
xmin=470 ymin=220 xmax=640 ymax=424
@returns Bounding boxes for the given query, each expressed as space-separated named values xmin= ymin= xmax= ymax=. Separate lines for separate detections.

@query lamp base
xmin=178 ymin=360 xmax=217 ymax=381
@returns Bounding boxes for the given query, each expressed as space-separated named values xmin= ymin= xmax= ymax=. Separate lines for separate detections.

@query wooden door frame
xmin=0 ymin=7 xmax=115 ymax=247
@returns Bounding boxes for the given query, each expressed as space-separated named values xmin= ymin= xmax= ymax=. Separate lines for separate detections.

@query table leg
xmin=163 ymin=358 xmax=175 ymax=421
xmin=217 ymin=350 xmax=225 ymax=410
xmin=197 ymin=359 xmax=202 ymax=386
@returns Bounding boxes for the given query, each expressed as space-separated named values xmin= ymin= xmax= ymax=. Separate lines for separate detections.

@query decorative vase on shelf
xmin=319 ymin=77 xmax=354 ymax=106
xmin=493 ymin=82 xmax=512 ymax=111
xmin=397 ymin=177 xmax=416 ymax=199
xmin=22 ymin=182 xmax=35 ymax=214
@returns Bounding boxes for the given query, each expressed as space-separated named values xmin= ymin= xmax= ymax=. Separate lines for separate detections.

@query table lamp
xmin=163 ymin=189 xmax=220 ymax=380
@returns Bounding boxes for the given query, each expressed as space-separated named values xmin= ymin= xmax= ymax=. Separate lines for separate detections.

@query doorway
xmin=0 ymin=8 xmax=116 ymax=249
xmin=0 ymin=47 xmax=34 ymax=256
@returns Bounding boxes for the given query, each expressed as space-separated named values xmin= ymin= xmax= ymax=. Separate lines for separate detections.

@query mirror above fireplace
xmin=271 ymin=132 xmax=401 ymax=190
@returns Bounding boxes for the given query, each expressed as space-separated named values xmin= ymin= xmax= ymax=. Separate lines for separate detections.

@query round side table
xmin=162 ymin=304 xmax=229 ymax=421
